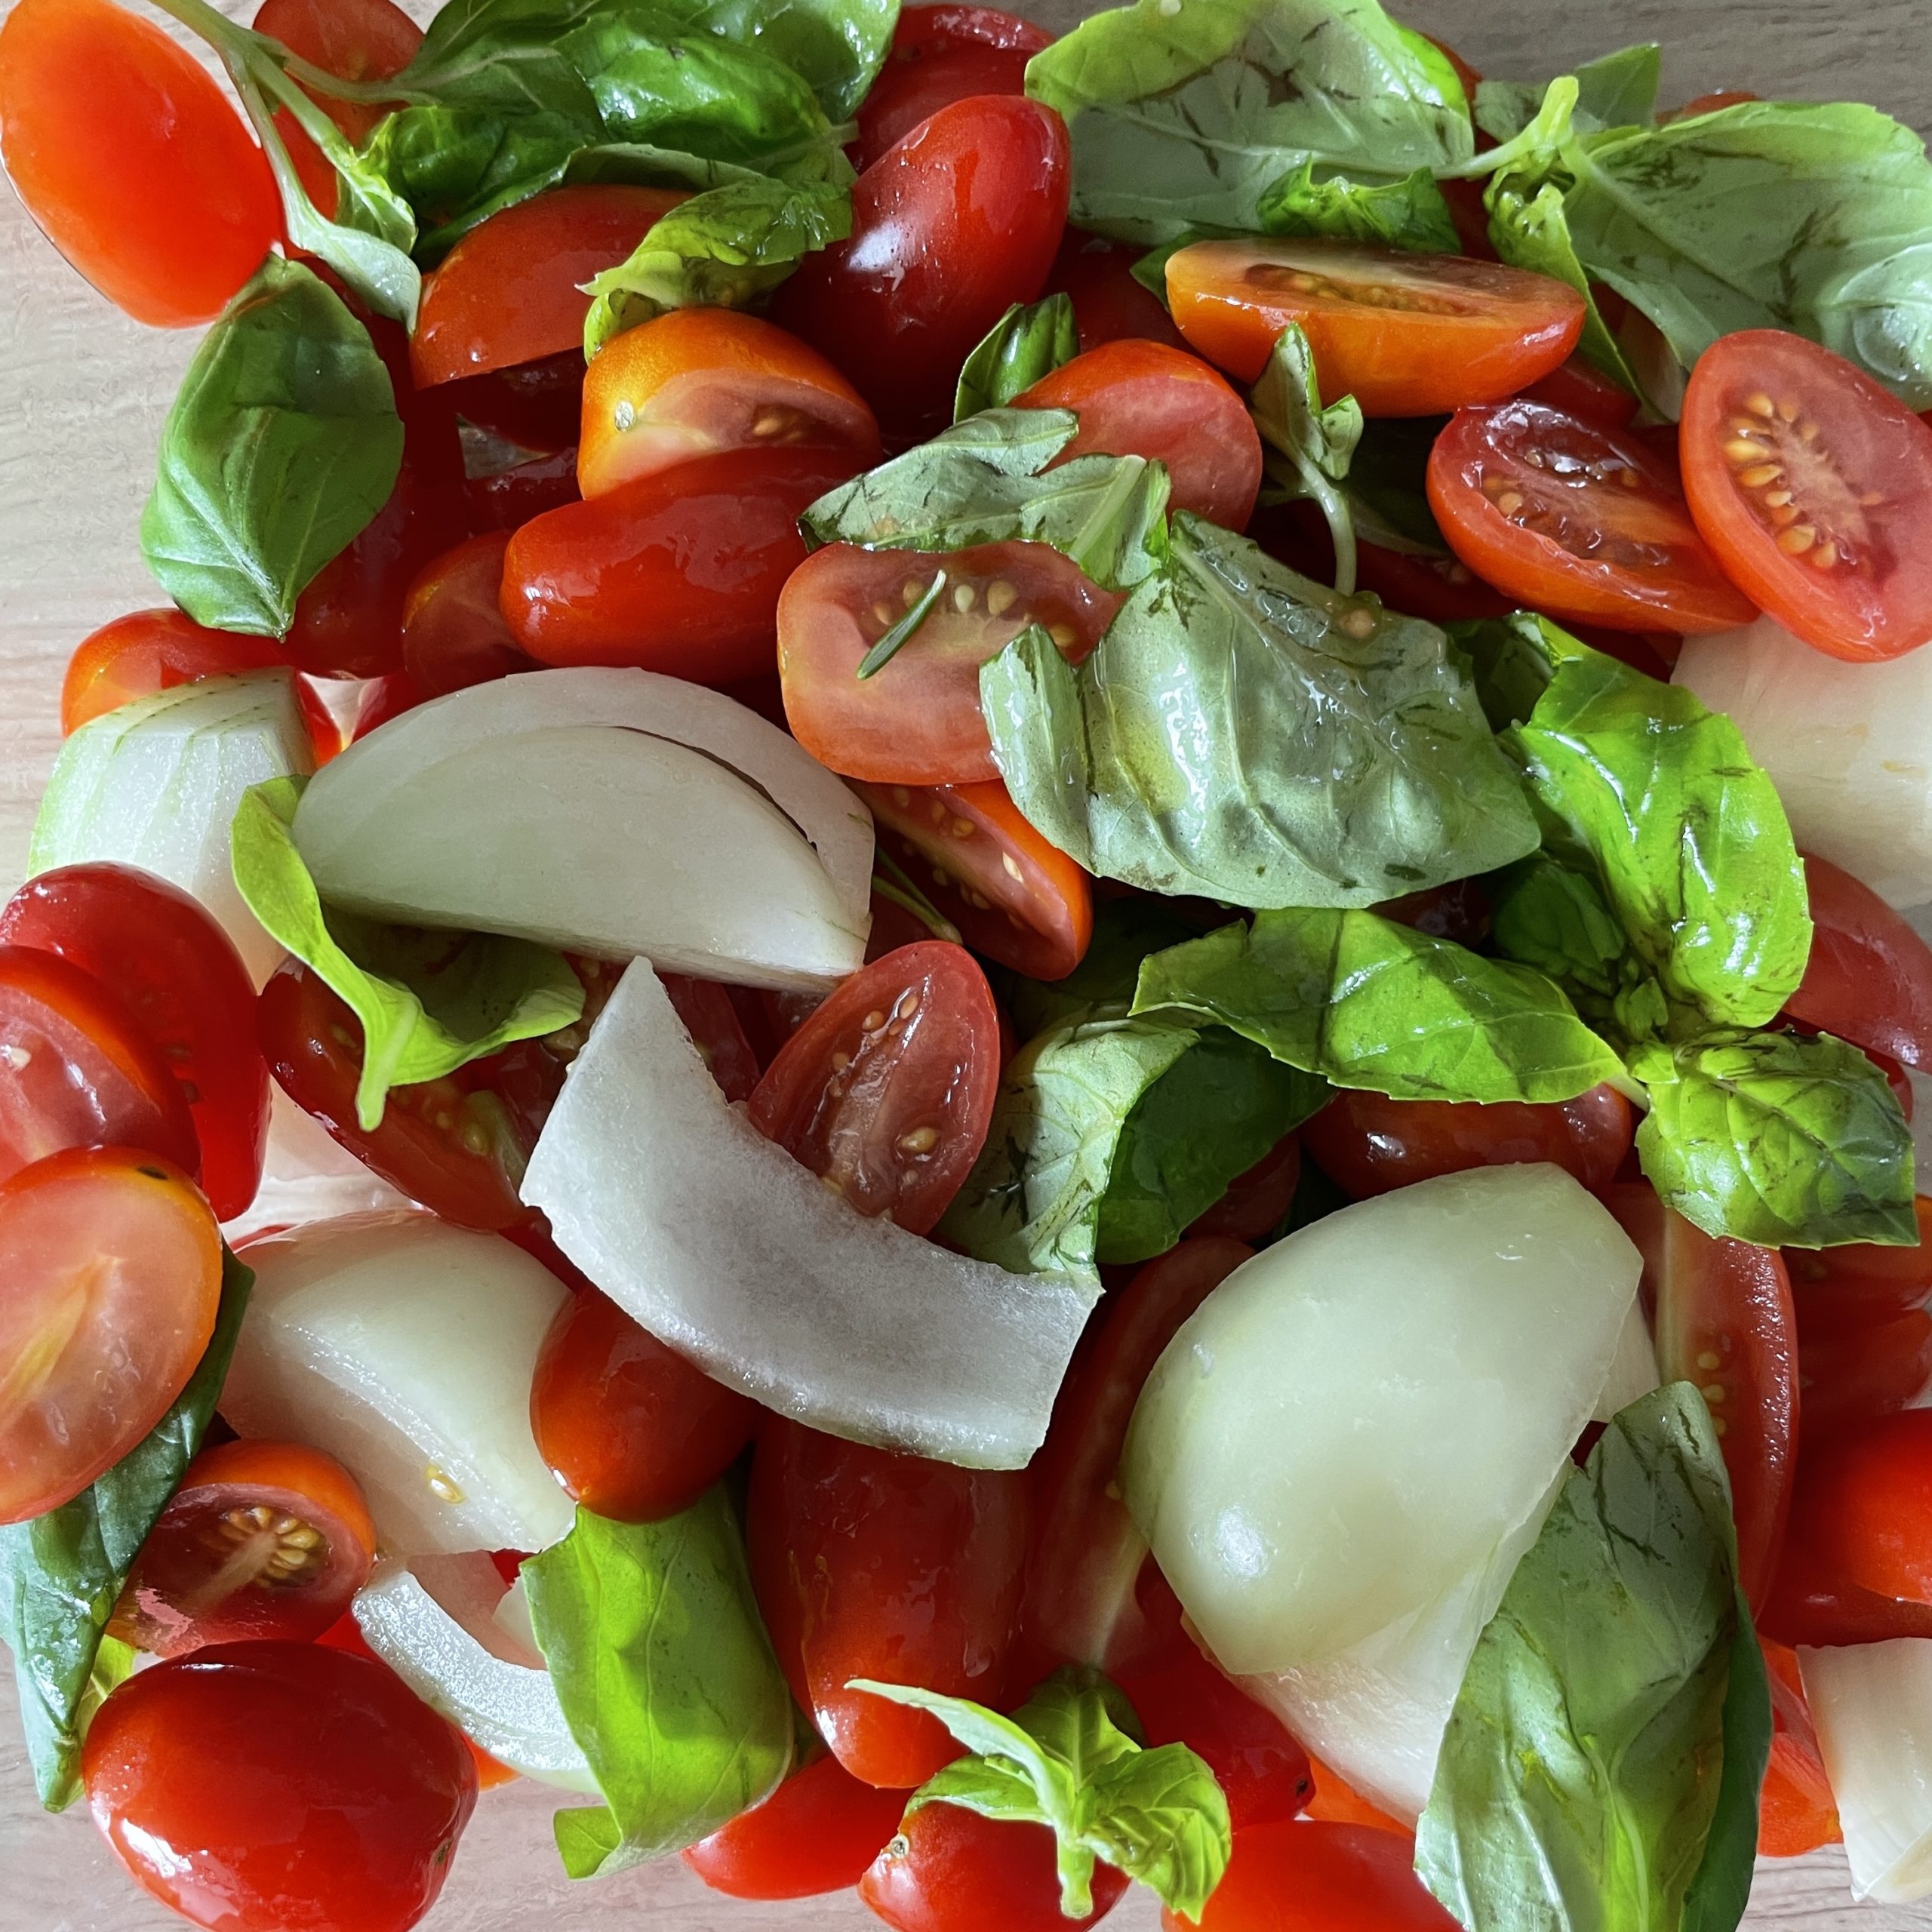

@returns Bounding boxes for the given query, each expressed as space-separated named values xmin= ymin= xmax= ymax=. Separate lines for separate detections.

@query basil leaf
xmin=956 ymin=295 xmax=1081 ymax=422
xmin=1417 ymin=1385 xmax=1758 ymax=1932
xmin=1132 ymin=909 xmax=1626 ymax=1104
xmin=1681 ymin=1607 xmax=1774 ymax=1932
xmin=232 ymin=777 xmax=583 ymax=1131
xmin=525 ymin=1494 xmax=794 ymax=1878
xmin=140 ymin=258 xmax=405 ymax=638
xmin=1474 ymin=43 xmax=1662 ymax=144
xmin=1249 ymin=325 xmax=1364 ymax=592
xmin=1631 ymin=1030 xmax=1917 ymax=1249
xmin=854 ymin=1668 xmax=1231 ymax=1920
xmin=651 ymin=0 xmax=896 ymax=122
xmin=1447 ymin=609 xmax=1575 ymax=733
xmin=1485 ymin=171 xmax=1638 ymax=392
xmin=980 ymin=515 xmax=1540 ymax=908
xmin=1023 ymin=0 xmax=1473 ymax=245
xmin=1256 ymin=162 xmax=1460 ymax=254
xmin=0 ymin=1251 xmax=252 ymax=1810
xmin=1003 ymin=897 xmax=1201 ymax=1040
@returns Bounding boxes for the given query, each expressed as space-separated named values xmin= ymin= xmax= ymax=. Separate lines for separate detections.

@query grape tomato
xmin=1044 ymin=229 xmax=1186 ymax=352
xmin=400 ymin=531 xmax=535 ymax=699
xmin=851 ymin=3 xmax=1051 ymax=169
xmin=1165 ymin=1820 xmax=1459 ymax=1932
xmin=1784 ymin=853 xmax=1932 ymax=1071
xmin=863 ymin=1805 xmax=1129 ymax=1932
xmin=683 ymin=1751 xmax=909 ymax=1900
xmin=253 ymin=0 xmax=420 ymax=144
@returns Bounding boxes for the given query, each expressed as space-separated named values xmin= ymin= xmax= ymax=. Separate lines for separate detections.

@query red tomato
xmin=1376 ymin=878 xmax=1493 ymax=948
xmin=399 ymin=532 xmax=535 ymax=698
xmin=464 ymin=445 xmax=583 ymax=531
xmin=0 ymin=1147 xmax=222 ymax=1524
xmin=254 ymin=0 xmax=419 ymax=144
xmin=747 ymin=1420 xmax=1030 ymax=1788
xmin=1801 ymin=1307 xmax=1932 ymax=1438
xmin=1189 ymin=1134 xmax=1302 ymax=1242
xmin=0 ymin=943 xmax=201 ymax=1187
xmin=442 ymin=349 xmax=585 ymax=454
xmin=683 ymin=1752 xmax=909 ymax=1899
xmin=411 ymin=186 xmax=688 ymax=386
xmin=1164 ymin=238 xmax=1584 ymax=410
xmin=747 ymin=942 xmax=1000 ymax=1234
xmin=109 ymin=1438 xmax=376 ymax=1657
xmin=0 ymin=0 xmax=281 ymax=327
xmin=1783 ymin=854 xmax=1932 ymax=1070
xmin=1253 ymin=500 xmax=1515 ymax=627
xmin=1521 ymin=355 xmax=1639 ymax=431
xmin=1666 ymin=90 xmax=1762 ymax=121
xmin=658 ymin=970 xmax=764 ymax=1104
xmin=1303 ymin=1084 xmax=1632 ymax=1201
xmin=777 ymin=95 xmax=1071 ymax=435
xmin=1429 ymin=400 xmax=1759 ymax=634
xmin=863 ymin=1804 xmax=1129 ymax=1932
xmin=530 ymin=1287 xmax=756 ymax=1522
xmin=1787 ymin=1197 xmax=1932 ymax=1334
xmin=1758 ymin=1640 xmax=1841 ymax=1857
xmin=578 ymin=307 xmax=879 ymax=498
xmin=1305 ymin=1758 xmax=1410 ymax=1838
xmin=1015 ymin=339 xmax=1263 ymax=528
xmin=502 ymin=445 xmax=863 ymax=679
xmin=84 ymin=1641 xmax=476 ymax=1932
xmin=351 ymin=671 xmax=426 ymax=740
xmin=1776 ymin=1409 xmax=1932 ymax=1610
xmin=1166 ymin=1822 xmax=1459 ymax=1932
xmin=1044 ymin=229 xmax=1186 ymax=352
xmin=852 ymin=4 xmax=1051 ymax=169
xmin=1681 ymin=330 xmax=1932 ymax=660
xmin=1607 ymin=1184 xmax=1797 ymax=1611
xmin=0 ymin=863 xmax=269 ymax=1220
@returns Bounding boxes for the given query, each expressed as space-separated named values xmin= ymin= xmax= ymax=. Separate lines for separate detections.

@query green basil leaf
xmin=140 ymin=257 xmax=405 ymax=638
xmin=1249 ymin=324 xmax=1364 ymax=592
xmin=1631 ymin=1030 xmax=1918 ymax=1249
xmin=1681 ymin=1604 xmax=1774 ymax=1932
xmin=955 ymin=295 xmax=1081 ymax=422
xmin=1256 ymin=162 xmax=1460 ymax=254
xmin=980 ymin=515 xmax=1540 ymax=908
xmin=525 ymin=1494 xmax=794 ymax=1878
xmin=1474 ymin=43 xmax=1662 ymax=144
xmin=1485 ymin=174 xmax=1638 ymax=392
xmin=0 ymin=1251 xmax=252 ymax=1810
xmin=650 ymin=0 xmax=896 ymax=122
xmin=231 ymin=777 xmax=584 ymax=1132
xmin=1447 ymin=609 xmax=1579 ymax=733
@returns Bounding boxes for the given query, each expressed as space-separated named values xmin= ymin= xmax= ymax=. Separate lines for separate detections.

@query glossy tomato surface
xmin=1189 ymin=1134 xmax=1302 ymax=1241
xmin=443 ymin=348 xmax=586 ymax=453
xmin=658 ymin=969 xmax=764 ymax=1103
xmin=1164 ymin=1821 xmax=1458 ymax=1932
xmin=84 ymin=1641 xmax=477 ymax=1932
xmin=1522 ymin=355 xmax=1639 ymax=432
xmin=399 ymin=531 xmax=534 ymax=698
xmin=683 ymin=1751 xmax=909 ymax=1899
xmin=1758 ymin=1639 xmax=1841 ymax=1857
xmin=1044 ymin=229 xmax=1186 ymax=352
xmin=1788 ymin=1196 xmax=1932 ymax=1334
xmin=852 ymin=3 xmax=1051 ymax=168
xmin=1801 ymin=1306 xmax=1932 ymax=1439
xmin=863 ymin=1804 xmax=1129 ymax=1932
xmin=61 ymin=609 xmax=291 ymax=737
xmin=1785 ymin=853 xmax=1932 ymax=1070
xmin=254 ymin=0 xmax=420 ymax=144
xmin=465 ymin=444 xmax=583 ymax=530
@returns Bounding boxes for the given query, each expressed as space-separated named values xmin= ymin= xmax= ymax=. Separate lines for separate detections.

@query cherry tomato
xmin=502 ymin=445 xmax=863 ymax=679
xmin=351 ymin=671 xmax=426 ymax=740
xmin=1787 ymin=1197 xmax=1932 ymax=1334
xmin=1044 ymin=229 xmax=1186 ymax=352
xmin=1776 ymin=1409 xmax=1932 ymax=1611
xmin=1800 ymin=1306 xmax=1932 ymax=1437
xmin=747 ymin=942 xmax=999 ymax=1234
xmin=1304 ymin=1758 xmax=1409 ymax=1837
xmin=254 ymin=0 xmax=419 ymax=143
xmin=399 ymin=531 xmax=535 ymax=698
xmin=683 ymin=1751 xmax=909 ymax=1899
xmin=1521 ymin=355 xmax=1639 ymax=431
xmin=578 ymin=307 xmax=879 ymax=500
xmin=778 ymin=540 xmax=1117 ymax=786
xmin=1015 ymin=339 xmax=1263 ymax=528
xmin=777 ymin=94 xmax=1071 ymax=435
xmin=1758 ymin=1639 xmax=1841 ymax=1857
xmin=660 ymin=970 xmax=764 ymax=1103
xmin=1666 ymin=89 xmax=1762 ymax=121
xmin=530 ymin=1287 xmax=756 ymax=1523
xmin=1165 ymin=1822 xmax=1459 ymax=1932
xmin=1376 ymin=878 xmax=1493 ymax=948
xmin=411 ymin=186 xmax=688 ymax=387
xmin=1607 ymin=1184 xmax=1797 ymax=1610
xmin=748 ymin=1419 xmax=1030 ymax=1788
xmin=1781 ymin=855 xmax=1932 ymax=1069
xmin=0 ymin=864 xmax=269 ymax=1220
xmin=1429 ymin=400 xmax=1758 ymax=634
xmin=0 ymin=0 xmax=281 ymax=328
xmin=1164 ymin=238 xmax=1584 ymax=411
xmin=863 ymin=1804 xmax=1129 ymax=1932
xmin=85 ymin=1641 xmax=476 ymax=1932
xmin=0 ymin=943 xmax=201 ymax=1187
xmin=464 ymin=445 xmax=583 ymax=531
xmin=0 ymin=1146 xmax=221 ymax=1524
xmin=852 ymin=4 xmax=1051 ymax=170
xmin=109 ymin=1438 xmax=376 ymax=1657
xmin=1188 ymin=1135 xmax=1302 ymax=1242
xmin=443 ymin=349 xmax=585 ymax=454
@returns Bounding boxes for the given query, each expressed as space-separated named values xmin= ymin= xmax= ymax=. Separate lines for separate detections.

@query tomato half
xmin=747 ymin=1419 xmax=1030 ymax=1789
xmin=1799 ymin=1307 xmax=1932 ymax=1438
xmin=1681 ymin=329 xmax=1932 ymax=660
xmin=1044 ymin=229 xmax=1186 ymax=353
xmin=1164 ymin=238 xmax=1584 ymax=411
xmin=254 ymin=0 xmax=419 ymax=144
xmin=1783 ymin=854 xmax=1932 ymax=1070
xmin=1787 ymin=1197 xmax=1932 ymax=1334
xmin=1429 ymin=400 xmax=1758 ymax=633
xmin=1758 ymin=1639 xmax=1841 ymax=1857
xmin=864 ymin=1806 xmax=1129 ymax=1932
xmin=464 ymin=445 xmax=583 ymax=531
xmin=578 ymin=307 xmax=879 ymax=499
xmin=85 ymin=1641 xmax=476 ymax=1932
xmin=502 ymin=445 xmax=863 ymax=679
xmin=0 ymin=863 xmax=269 ymax=1220
xmin=1166 ymin=1822 xmax=1459 ymax=1932
xmin=399 ymin=531 xmax=535 ymax=698
xmin=1015 ymin=339 xmax=1263 ymax=528
xmin=682 ymin=1751 xmax=909 ymax=1900
xmin=852 ymin=4 xmax=1051 ymax=169
xmin=0 ymin=1147 xmax=222 ymax=1524
xmin=658 ymin=970 xmax=764 ymax=1103
xmin=1521 ymin=355 xmax=1639 ymax=432
xmin=747 ymin=942 xmax=999 ymax=1235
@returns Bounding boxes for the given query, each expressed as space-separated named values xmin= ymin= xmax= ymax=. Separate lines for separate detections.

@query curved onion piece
xmin=1801 ymin=1639 xmax=1932 ymax=1902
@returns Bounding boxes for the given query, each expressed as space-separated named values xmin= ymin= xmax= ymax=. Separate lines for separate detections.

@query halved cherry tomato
xmin=1682 ymin=331 xmax=1932 ymax=660
xmin=254 ymin=0 xmax=419 ymax=143
xmin=1521 ymin=355 xmax=1639 ymax=432
xmin=1787 ymin=1197 xmax=1932 ymax=1334
xmin=85 ymin=1641 xmax=476 ymax=1932
xmin=411 ymin=186 xmax=689 ymax=387
xmin=109 ymin=1439 xmax=376 ymax=1657
xmin=777 ymin=94 xmax=1071 ymax=435
xmin=1189 ymin=1134 xmax=1302 ymax=1242
xmin=1429 ymin=400 xmax=1759 ymax=633
xmin=658 ymin=970 xmax=764 ymax=1103
xmin=1607 ymin=1184 xmax=1796 ymax=1610
xmin=864 ymin=1804 xmax=1129 ymax=1932
xmin=578 ymin=308 xmax=879 ymax=499
xmin=683 ymin=1751 xmax=909 ymax=1899
xmin=1303 ymin=1084 xmax=1632 ymax=1201
xmin=1045 ymin=229 xmax=1186 ymax=352
xmin=1799 ymin=1306 xmax=1932 ymax=1437
xmin=748 ymin=1419 xmax=1030 ymax=1788
xmin=530 ymin=1286 xmax=756 ymax=1523
xmin=351 ymin=671 xmax=427 ymax=740
xmin=1758 ymin=1639 xmax=1841 ymax=1857
xmin=0 ymin=0 xmax=281 ymax=328
xmin=0 ymin=1147 xmax=221 ymax=1524
xmin=503 ymin=445 xmax=864 ymax=679
xmin=399 ymin=532 xmax=535 ymax=698
xmin=1304 ymin=1758 xmax=1410 ymax=1837
xmin=0 ymin=943 xmax=201 ymax=1187
xmin=0 ymin=864 xmax=269 ymax=1220
xmin=1015 ymin=338 xmax=1263 ymax=528
xmin=1166 ymin=1822 xmax=1459 ymax=1932
xmin=1783 ymin=854 xmax=1932 ymax=1069
xmin=464 ymin=445 xmax=582 ymax=531
xmin=852 ymin=4 xmax=1051 ymax=170
xmin=1164 ymin=238 xmax=1584 ymax=411
xmin=747 ymin=942 xmax=999 ymax=1234
xmin=443 ymin=349 xmax=585 ymax=454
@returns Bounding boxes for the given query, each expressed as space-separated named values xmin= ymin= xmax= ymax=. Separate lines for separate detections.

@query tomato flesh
xmin=852 ymin=4 xmax=1051 ymax=170
xmin=683 ymin=1751 xmax=909 ymax=1899
xmin=400 ymin=531 xmax=535 ymax=698
xmin=1783 ymin=854 xmax=1932 ymax=1070
xmin=465 ymin=444 xmax=583 ymax=531
xmin=1758 ymin=1639 xmax=1841 ymax=1857
xmin=1165 ymin=1820 xmax=1459 ymax=1932
xmin=1044 ymin=229 xmax=1186 ymax=353
xmin=865 ymin=1805 xmax=1129 ymax=1932
xmin=658 ymin=969 xmax=764 ymax=1103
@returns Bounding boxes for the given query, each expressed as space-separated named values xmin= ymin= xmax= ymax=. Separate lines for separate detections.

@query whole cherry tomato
xmin=683 ymin=1751 xmax=909 ymax=1899
xmin=852 ymin=3 xmax=1051 ymax=169
xmin=1800 ymin=1307 xmax=1932 ymax=1438
xmin=399 ymin=531 xmax=536 ymax=698
xmin=1044 ymin=229 xmax=1185 ymax=352
xmin=1783 ymin=854 xmax=1932 ymax=1070
xmin=1164 ymin=1821 xmax=1459 ymax=1932
xmin=863 ymin=1804 xmax=1129 ymax=1932
xmin=1787 ymin=1197 xmax=1932 ymax=1334
xmin=1758 ymin=1639 xmax=1841 ymax=1857
xmin=254 ymin=0 xmax=420 ymax=143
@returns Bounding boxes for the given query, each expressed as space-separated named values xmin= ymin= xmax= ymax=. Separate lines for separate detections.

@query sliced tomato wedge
xmin=851 ymin=3 xmax=1051 ymax=169
xmin=1783 ymin=854 xmax=1932 ymax=1070
xmin=442 ymin=348 xmax=585 ymax=454
xmin=1429 ymin=400 xmax=1759 ymax=633
xmin=1758 ymin=1639 xmax=1841 ymax=1857
xmin=400 ymin=531 xmax=535 ymax=699
xmin=464 ymin=444 xmax=583 ymax=531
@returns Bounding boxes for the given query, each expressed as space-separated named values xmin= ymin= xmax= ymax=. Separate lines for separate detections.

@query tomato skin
xmin=502 ymin=445 xmax=864 ymax=679
xmin=62 ymin=610 xmax=300 ymax=741
xmin=1520 ymin=355 xmax=1638 ymax=432
xmin=1798 ymin=1306 xmax=1932 ymax=1438
xmin=464 ymin=445 xmax=583 ymax=531
xmin=400 ymin=531 xmax=536 ymax=698
xmin=1786 ymin=1196 xmax=1932 ymax=1334
xmin=84 ymin=1641 xmax=477 ymax=1932
xmin=777 ymin=94 xmax=1071 ymax=435
xmin=1164 ymin=1821 xmax=1459 ymax=1932
xmin=0 ymin=863 xmax=269 ymax=1220
xmin=443 ymin=349 xmax=586 ymax=454
xmin=530 ymin=1287 xmax=757 ymax=1523
xmin=1305 ymin=1758 xmax=1409 ymax=1837
xmin=658 ymin=970 xmax=764 ymax=1103
xmin=1758 ymin=1639 xmax=1841 ymax=1857
xmin=1045 ymin=229 xmax=1186 ymax=352
xmin=1189 ymin=1134 xmax=1301 ymax=1242
xmin=852 ymin=3 xmax=1051 ymax=169
xmin=254 ymin=0 xmax=419 ymax=143
xmin=748 ymin=1420 xmax=1030 ymax=1789
xmin=863 ymin=1804 xmax=1129 ymax=1932
xmin=682 ymin=1752 xmax=909 ymax=1899
xmin=1784 ymin=854 xmax=1932 ymax=1071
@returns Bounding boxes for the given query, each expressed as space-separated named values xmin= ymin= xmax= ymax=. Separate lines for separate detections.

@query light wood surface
xmin=3 ymin=1 xmax=1931 ymax=1926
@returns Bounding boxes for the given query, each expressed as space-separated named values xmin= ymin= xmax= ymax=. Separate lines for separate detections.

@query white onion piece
xmin=1592 ymin=1298 xmax=1661 ymax=1423
xmin=1801 ymin=1640 xmax=1932 ymax=1902
xmin=220 ymin=1212 xmax=574 ymax=1555
xmin=521 ymin=961 xmax=1100 ymax=1469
